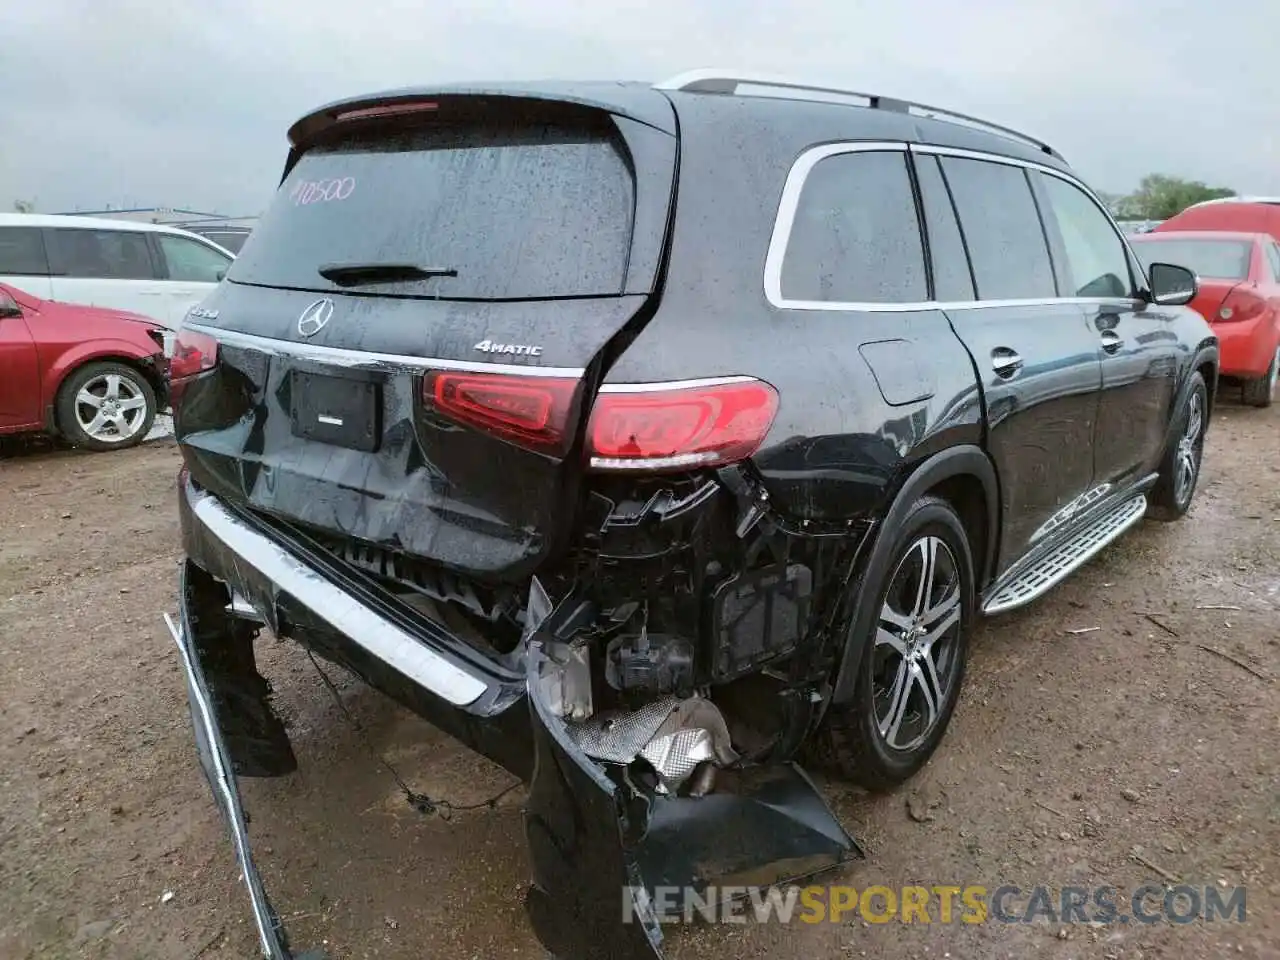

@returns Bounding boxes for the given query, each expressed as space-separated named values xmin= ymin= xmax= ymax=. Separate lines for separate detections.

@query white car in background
xmin=0 ymin=213 xmax=235 ymax=330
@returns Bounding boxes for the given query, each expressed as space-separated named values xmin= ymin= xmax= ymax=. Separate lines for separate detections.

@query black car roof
xmin=288 ymin=75 xmax=1070 ymax=174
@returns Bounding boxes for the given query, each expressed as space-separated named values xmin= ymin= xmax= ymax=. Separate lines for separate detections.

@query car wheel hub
xmin=872 ymin=535 xmax=963 ymax=753
xmin=74 ymin=373 xmax=146 ymax=443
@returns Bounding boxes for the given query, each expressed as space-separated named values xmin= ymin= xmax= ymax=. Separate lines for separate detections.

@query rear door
xmin=919 ymin=150 xmax=1103 ymax=570
xmin=176 ymin=94 xmax=677 ymax=581
xmin=0 ymin=226 xmax=55 ymax=300
xmin=1033 ymin=171 xmax=1179 ymax=487
xmin=152 ymin=232 xmax=234 ymax=327
xmin=45 ymin=227 xmax=167 ymax=324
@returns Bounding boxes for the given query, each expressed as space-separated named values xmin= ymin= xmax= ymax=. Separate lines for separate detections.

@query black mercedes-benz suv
xmin=164 ymin=70 xmax=1219 ymax=960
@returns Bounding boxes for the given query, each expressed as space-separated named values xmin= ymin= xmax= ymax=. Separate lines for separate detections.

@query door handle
xmin=991 ymin=347 xmax=1023 ymax=377
xmin=1100 ymin=330 xmax=1123 ymax=353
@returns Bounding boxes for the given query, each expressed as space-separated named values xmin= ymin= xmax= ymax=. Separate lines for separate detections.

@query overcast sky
xmin=3 ymin=0 xmax=1276 ymax=216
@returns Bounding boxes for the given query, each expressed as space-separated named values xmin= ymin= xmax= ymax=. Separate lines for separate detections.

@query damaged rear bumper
xmin=170 ymin=478 xmax=862 ymax=959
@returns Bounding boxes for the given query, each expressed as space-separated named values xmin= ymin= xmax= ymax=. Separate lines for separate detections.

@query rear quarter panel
xmin=604 ymin=93 xmax=982 ymax=523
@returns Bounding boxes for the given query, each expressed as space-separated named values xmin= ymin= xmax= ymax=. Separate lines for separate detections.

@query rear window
xmin=228 ymin=122 xmax=635 ymax=300
xmin=1133 ymin=239 xmax=1252 ymax=280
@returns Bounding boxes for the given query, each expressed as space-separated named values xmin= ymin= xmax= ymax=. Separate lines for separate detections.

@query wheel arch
xmin=829 ymin=444 xmax=998 ymax=706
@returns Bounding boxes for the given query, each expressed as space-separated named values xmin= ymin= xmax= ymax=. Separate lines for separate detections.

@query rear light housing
xmin=423 ymin=371 xmax=779 ymax=472
xmin=424 ymin=371 xmax=580 ymax=456
xmin=1214 ymin=288 xmax=1265 ymax=324
xmin=586 ymin=378 xmax=779 ymax=473
xmin=169 ymin=328 xmax=220 ymax=380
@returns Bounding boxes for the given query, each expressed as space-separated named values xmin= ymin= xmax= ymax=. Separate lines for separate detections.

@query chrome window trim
xmin=762 ymin=141 xmax=912 ymax=311
xmin=764 ymin=141 xmax=1149 ymax=313
xmin=183 ymin=323 xmax=586 ymax=378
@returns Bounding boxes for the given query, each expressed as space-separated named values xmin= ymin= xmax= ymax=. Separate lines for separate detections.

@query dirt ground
xmin=1 ymin=396 xmax=1277 ymax=960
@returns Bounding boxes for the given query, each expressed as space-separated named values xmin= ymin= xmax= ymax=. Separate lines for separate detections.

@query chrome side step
xmin=983 ymin=495 xmax=1148 ymax=615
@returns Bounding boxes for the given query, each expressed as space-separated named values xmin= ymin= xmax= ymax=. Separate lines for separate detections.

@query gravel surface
xmin=1 ymin=398 xmax=1277 ymax=959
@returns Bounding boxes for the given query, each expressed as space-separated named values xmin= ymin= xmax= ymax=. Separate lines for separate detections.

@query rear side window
xmin=0 ymin=227 xmax=50 ymax=275
xmin=780 ymin=150 xmax=927 ymax=304
xmin=1038 ymin=174 xmax=1133 ymax=298
xmin=940 ymin=157 xmax=1057 ymax=299
xmin=157 ymin=234 xmax=232 ymax=282
xmin=913 ymin=155 xmax=975 ymax=302
xmin=1267 ymin=243 xmax=1280 ymax=280
xmin=197 ymin=231 xmax=249 ymax=254
xmin=229 ymin=121 xmax=635 ymax=300
xmin=49 ymin=229 xmax=155 ymax=280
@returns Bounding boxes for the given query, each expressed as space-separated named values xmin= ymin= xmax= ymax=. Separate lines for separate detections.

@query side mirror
xmin=0 ymin=300 xmax=22 ymax=319
xmin=1147 ymin=262 xmax=1198 ymax=306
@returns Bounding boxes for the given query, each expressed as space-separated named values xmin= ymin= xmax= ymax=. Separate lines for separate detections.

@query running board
xmin=983 ymin=495 xmax=1148 ymax=615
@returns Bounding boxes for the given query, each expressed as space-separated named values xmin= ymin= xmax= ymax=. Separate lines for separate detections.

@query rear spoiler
xmin=283 ymin=82 xmax=678 ymax=177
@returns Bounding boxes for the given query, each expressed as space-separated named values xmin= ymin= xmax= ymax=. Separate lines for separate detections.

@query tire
xmin=1146 ymin=371 xmax=1208 ymax=522
xmin=56 ymin=361 xmax=157 ymax=452
xmin=813 ymin=495 xmax=975 ymax=792
xmin=1240 ymin=347 xmax=1278 ymax=409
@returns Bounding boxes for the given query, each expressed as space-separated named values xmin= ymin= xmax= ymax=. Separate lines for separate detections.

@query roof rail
xmin=654 ymin=69 xmax=1063 ymax=160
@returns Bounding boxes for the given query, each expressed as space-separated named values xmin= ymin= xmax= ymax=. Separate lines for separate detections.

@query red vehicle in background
xmin=1130 ymin=230 xmax=1280 ymax=407
xmin=0 ymin=282 xmax=167 ymax=450
xmin=1153 ymin=196 xmax=1280 ymax=241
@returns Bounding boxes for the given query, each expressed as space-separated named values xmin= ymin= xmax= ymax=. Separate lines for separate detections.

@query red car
xmin=1129 ymin=230 xmax=1280 ymax=407
xmin=0 ymin=282 xmax=167 ymax=450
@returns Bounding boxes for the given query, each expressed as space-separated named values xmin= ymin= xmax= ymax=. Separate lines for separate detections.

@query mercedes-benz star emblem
xmin=297 ymin=298 xmax=335 ymax=338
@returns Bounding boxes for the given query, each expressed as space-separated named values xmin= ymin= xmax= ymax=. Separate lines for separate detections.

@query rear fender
xmin=830 ymin=445 xmax=998 ymax=705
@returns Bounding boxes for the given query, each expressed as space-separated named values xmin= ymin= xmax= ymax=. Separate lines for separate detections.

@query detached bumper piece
xmin=170 ymin=483 xmax=862 ymax=960
xmin=163 ymin=575 xmax=324 ymax=960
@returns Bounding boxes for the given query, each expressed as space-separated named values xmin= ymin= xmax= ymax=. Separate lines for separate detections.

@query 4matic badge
xmin=473 ymin=339 xmax=543 ymax=357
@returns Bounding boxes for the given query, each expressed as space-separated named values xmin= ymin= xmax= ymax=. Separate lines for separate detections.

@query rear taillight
xmin=1214 ymin=288 xmax=1265 ymax=324
xmin=586 ymin=379 xmax=779 ymax=473
xmin=424 ymin=371 xmax=579 ymax=455
xmin=169 ymin=328 xmax=220 ymax=380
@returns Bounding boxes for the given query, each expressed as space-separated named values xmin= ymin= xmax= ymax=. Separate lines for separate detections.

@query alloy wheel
xmin=1174 ymin=389 xmax=1203 ymax=507
xmin=74 ymin=373 xmax=149 ymax=444
xmin=872 ymin=535 xmax=963 ymax=752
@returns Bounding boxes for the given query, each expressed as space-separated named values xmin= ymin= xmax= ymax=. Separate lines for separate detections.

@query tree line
xmin=1096 ymin=174 xmax=1236 ymax=222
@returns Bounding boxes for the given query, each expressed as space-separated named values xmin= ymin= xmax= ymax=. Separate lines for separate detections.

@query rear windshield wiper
xmin=317 ymin=262 xmax=458 ymax=287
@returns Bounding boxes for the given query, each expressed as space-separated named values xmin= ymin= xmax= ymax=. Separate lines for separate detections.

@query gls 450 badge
xmin=473 ymin=339 xmax=543 ymax=357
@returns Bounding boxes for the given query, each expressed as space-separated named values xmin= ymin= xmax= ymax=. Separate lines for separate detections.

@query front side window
xmin=1267 ymin=243 xmax=1280 ymax=281
xmin=939 ymin=157 xmax=1057 ymax=300
xmin=158 ymin=235 xmax=232 ymax=282
xmin=1039 ymin=175 xmax=1134 ymax=298
xmin=52 ymin=229 xmax=154 ymax=280
xmin=780 ymin=150 xmax=928 ymax=304
xmin=0 ymin=228 xmax=50 ymax=275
